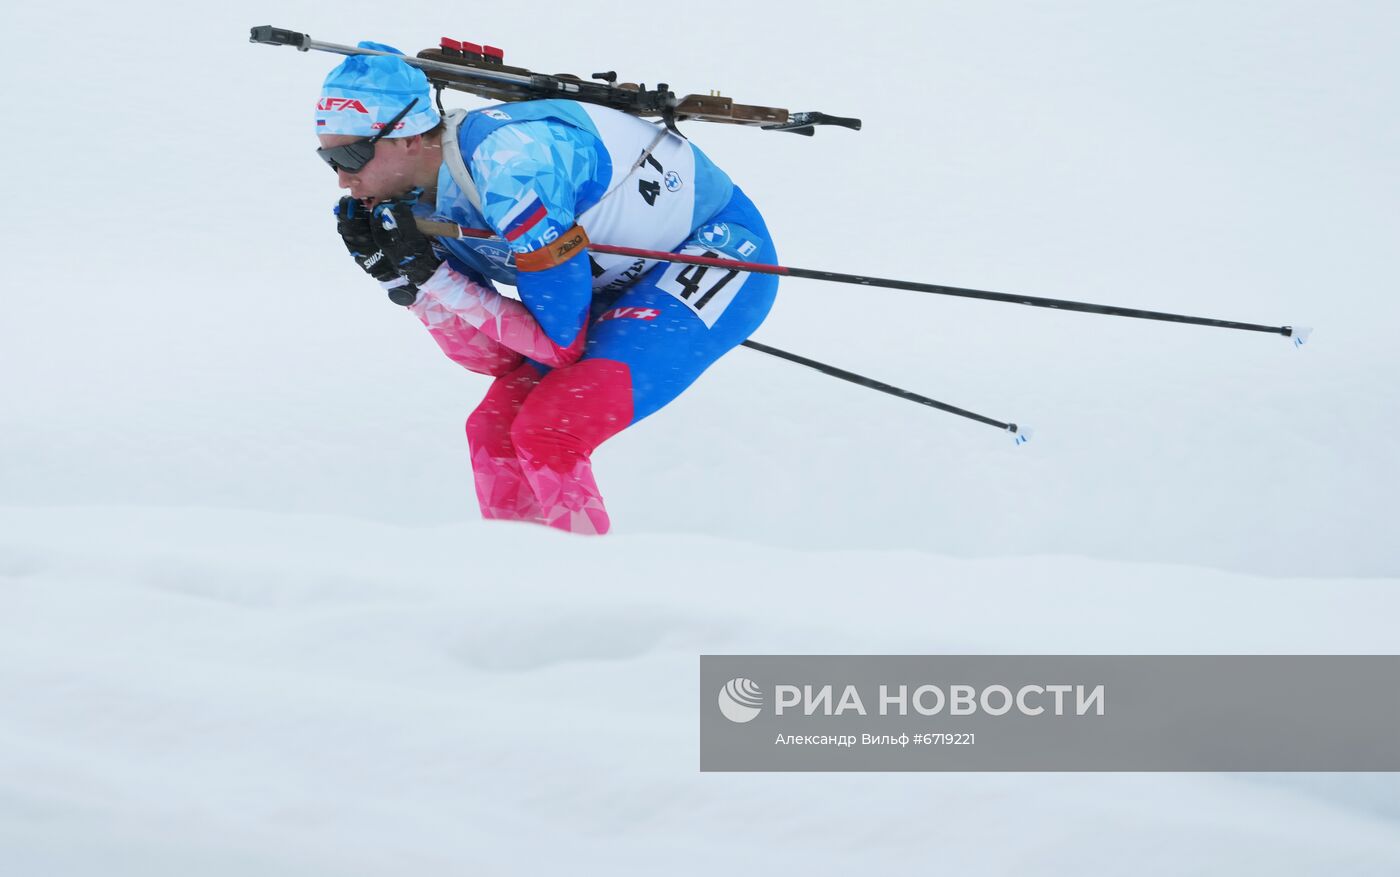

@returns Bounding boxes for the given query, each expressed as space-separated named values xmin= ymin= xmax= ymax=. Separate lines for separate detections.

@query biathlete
xmin=316 ymin=43 xmax=778 ymax=534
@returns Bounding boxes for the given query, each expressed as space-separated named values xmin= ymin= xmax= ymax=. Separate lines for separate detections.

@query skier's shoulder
xmin=459 ymin=99 xmax=597 ymax=136
xmin=451 ymin=101 xmax=600 ymax=178
xmin=459 ymin=99 xmax=681 ymax=149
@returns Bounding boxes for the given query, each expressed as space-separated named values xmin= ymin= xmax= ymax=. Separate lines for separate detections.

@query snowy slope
xmin=4 ymin=507 xmax=1400 ymax=875
xmin=2 ymin=0 xmax=1399 ymax=872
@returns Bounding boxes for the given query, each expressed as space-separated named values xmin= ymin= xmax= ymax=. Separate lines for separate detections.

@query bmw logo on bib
xmin=698 ymin=222 xmax=731 ymax=248
xmin=664 ymin=170 xmax=684 ymax=192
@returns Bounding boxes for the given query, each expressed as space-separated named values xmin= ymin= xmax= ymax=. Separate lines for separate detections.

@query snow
xmin=5 ymin=507 xmax=1400 ymax=874
xmin=2 ymin=0 xmax=1398 ymax=872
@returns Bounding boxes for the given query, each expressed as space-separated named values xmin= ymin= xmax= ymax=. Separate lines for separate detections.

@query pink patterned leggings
xmin=464 ymin=358 xmax=634 ymax=535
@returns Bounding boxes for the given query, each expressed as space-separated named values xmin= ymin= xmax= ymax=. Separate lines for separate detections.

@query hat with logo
xmin=315 ymin=41 xmax=440 ymax=138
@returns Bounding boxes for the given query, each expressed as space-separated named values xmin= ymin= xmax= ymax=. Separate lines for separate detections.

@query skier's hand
xmin=335 ymin=196 xmax=399 ymax=286
xmin=370 ymin=198 xmax=442 ymax=289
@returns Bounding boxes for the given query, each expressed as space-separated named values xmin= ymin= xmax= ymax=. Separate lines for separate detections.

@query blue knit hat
xmin=315 ymin=41 xmax=440 ymax=138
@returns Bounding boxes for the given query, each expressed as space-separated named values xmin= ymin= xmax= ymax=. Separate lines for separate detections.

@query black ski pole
xmin=406 ymin=221 xmax=1029 ymax=440
xmin=416 ymin=220 xmax=1311 ymax=345
xmin=741 ymin=340 xmax=1030 ymax=443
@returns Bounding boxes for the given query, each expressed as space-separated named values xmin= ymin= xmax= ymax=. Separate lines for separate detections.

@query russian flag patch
xmin=500 ymin=190 xmax=549 ymax=242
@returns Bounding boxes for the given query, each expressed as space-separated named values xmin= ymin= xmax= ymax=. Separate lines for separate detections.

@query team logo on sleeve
xmin=500 ymin=190 xmax=549 ymax=242
xmin=597 ymin=307 xmax=660 ymax=323
xmin=472 ymin=242 xmax=516 ymax=269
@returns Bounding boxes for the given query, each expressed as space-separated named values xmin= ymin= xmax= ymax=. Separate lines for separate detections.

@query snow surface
xmin=3 ymin=0 xmax=1399 ymax=873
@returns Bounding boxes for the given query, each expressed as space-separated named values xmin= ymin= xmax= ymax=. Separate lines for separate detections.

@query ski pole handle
xmin=416 ymin=218 xmax=476 ymax=239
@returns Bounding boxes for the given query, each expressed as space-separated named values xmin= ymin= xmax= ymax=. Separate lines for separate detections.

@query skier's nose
xmin=336 ymin=168 xmax=355 ymax=189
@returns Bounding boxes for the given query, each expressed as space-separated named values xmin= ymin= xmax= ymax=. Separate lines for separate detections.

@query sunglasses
xmin=316 ymin=98 xmax=419 ymax=173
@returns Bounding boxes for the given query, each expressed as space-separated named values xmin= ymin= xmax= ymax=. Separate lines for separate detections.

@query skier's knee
xmin=466 ymin=396 xmax=517 ymax=456
xmin=510 ymin=359 xmax=635 ymax=470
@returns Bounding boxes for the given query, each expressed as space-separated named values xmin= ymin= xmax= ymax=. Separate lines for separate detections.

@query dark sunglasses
xmin=316 ymin=98 xmax=419 ymax=173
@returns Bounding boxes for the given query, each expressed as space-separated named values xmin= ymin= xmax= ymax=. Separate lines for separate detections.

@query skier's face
xmin=317 ymin=133 xmax=417 ymax=205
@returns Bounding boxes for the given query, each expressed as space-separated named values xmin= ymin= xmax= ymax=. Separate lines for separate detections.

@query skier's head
xmin=315 ymin=41 xmax=442 ymax=202
xmin=315 ymin=41 xmax=439 ymax=138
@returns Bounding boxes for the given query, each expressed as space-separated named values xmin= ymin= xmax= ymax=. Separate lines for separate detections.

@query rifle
xmin=249 ymin=26 xmax=862 ymax=137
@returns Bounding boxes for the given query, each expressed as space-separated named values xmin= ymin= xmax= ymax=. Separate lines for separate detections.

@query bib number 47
xmin=655 ymin=248 xmax=742 ymax=327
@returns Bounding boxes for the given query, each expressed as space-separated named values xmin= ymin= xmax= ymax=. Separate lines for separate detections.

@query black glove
xmin=370 ymin=199 xmax=442 ymax=306
xmin=335 ymin=197 xmax=399 ymax=285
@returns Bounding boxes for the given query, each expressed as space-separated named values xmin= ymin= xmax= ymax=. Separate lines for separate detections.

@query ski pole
xmin=740 ymin=340 xmax=1030 ymax=443
xmin=409 ymin=219 xmax=1028 ymax=441
xmin=414 ymin=219 xmax=1310 ymax=345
